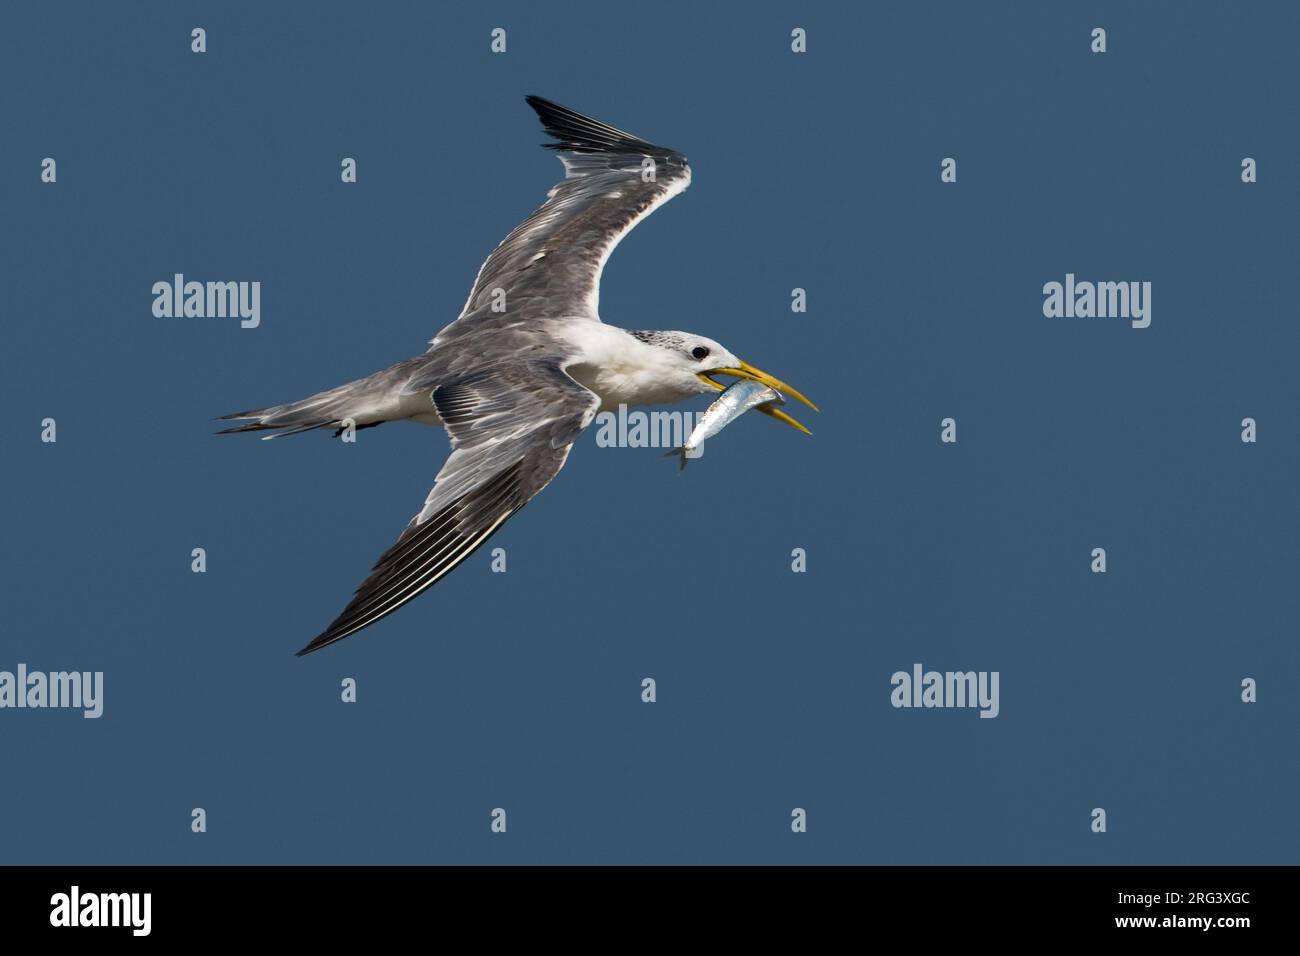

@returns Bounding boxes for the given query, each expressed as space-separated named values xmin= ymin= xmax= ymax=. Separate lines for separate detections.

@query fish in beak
xmin=698 ymin=360 xmax=819 ymax=434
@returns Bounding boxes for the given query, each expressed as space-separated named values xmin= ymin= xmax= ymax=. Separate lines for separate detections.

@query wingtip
xmin=296 ymin=622 xmax=348 ymax=656
xmin=523 ymin=93 xmax=676 ymax=159
xmin=523 ymin=94 xmax=564 ymax=127
xmin=296 ymin=610 xmax=367 ymax=657
xmin=294 ymin=635 xmax=330 ymax=657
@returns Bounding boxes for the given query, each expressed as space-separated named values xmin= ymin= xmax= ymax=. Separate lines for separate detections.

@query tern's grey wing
xmin=297 ymin=360 xmax=599 ymax=655
xmin=430 ymin=96 xmax=691 ymax=346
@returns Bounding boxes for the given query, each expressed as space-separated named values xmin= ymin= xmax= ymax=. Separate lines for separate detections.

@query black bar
xmin=0 ymin=865 xmax=1277 ymax=940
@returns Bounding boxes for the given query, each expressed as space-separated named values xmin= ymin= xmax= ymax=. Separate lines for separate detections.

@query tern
xmin=218 ymin=96 xmax=818 ymax=655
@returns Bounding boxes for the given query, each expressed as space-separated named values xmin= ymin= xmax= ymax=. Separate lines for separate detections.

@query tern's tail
xmin=216 ymin=364 xmax=415 ymax=438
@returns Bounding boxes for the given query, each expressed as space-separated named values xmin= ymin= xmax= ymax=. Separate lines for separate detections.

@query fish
xmin=666 ymin=379 xmax=786 ymax=470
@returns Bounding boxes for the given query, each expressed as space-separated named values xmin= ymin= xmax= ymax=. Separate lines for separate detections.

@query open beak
xmin=697 ymin=360 xmax=819 ymax=435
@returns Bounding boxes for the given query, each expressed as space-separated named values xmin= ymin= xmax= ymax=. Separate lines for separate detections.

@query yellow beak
xmin=697 ymin=360 xmax=819 ymax=435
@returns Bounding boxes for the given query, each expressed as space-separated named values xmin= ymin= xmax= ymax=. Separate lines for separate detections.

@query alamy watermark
xmin=1042 ymin=273 xmax=1151 ymax=329
xmin=0 ymin=664 xmax=103 ymax=718
xmin=891 ymin=663 xmax=999 ymax=718
xmin=152 ymin=273 xmax=260 ymax=328
xmin=594 ymin=404 xmax=706 ymax=455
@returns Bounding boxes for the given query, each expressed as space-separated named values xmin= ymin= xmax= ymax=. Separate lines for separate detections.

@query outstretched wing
xmin=431 ymin=96 xmax=692 ymax=346
xmin=296 ymin=360 xmax=599 ymax=655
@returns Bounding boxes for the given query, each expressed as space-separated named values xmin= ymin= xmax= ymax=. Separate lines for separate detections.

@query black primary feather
xmin=524 ymin=95 xmax=685 ymax=163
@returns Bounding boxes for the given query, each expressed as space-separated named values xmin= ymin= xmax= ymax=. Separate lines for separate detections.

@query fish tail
xmin=663 ymin=446 xmax=690 ymax=472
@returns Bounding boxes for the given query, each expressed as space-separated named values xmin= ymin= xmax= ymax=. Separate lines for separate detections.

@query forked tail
xmin=216 ymin=365 xmax=413 ymax=438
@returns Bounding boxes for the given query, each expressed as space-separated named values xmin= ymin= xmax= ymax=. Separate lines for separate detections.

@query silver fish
xmin=668 ymin=379 xmax=785 ymax=470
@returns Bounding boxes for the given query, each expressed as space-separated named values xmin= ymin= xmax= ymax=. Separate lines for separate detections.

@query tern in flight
xmin=218 ymin=96 xmax=817 ymax=655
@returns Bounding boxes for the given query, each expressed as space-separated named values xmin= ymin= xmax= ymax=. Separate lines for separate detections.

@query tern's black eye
xmin=691 ymin=346 xmax=710 ymax=361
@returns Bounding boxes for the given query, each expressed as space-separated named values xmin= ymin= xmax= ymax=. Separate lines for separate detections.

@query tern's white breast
xmin=558 ymin=320 xmax=696 ymax=411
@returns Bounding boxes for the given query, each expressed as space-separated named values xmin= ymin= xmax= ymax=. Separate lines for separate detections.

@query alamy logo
xmin=890 ymin=663 xmax=1000 ymax=718
xmin=0 ymin=664 xmax=103 ymax=718
xmin=594 ymin=404 xmax=706 ymax=454
xmin=152 ymin=273 xmax=261 ymax=328
xmin=1042 ymin=273 xmax=1151 ymax=328
xmin=50 ymin=886 xmax=150 ymax=936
